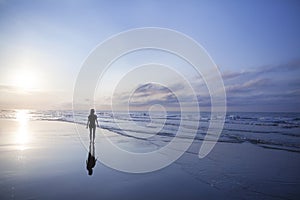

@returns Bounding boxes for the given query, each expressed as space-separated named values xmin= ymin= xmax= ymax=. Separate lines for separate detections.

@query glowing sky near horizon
xmin=0 ymin=0 xmax=299 ymax=111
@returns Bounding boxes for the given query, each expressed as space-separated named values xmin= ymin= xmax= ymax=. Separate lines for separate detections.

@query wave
xmin=1 ymin=110 xmax=300 ymax=153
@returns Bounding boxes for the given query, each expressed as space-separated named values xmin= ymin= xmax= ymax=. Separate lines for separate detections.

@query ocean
xmin=1 ymin=109 xmax=300 ymax=153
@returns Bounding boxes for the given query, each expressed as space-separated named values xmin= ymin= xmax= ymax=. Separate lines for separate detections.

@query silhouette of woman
xmin=86 ymin=109 xmax=99 ymax=142
xmin=86 ymin=142 xmax=97 ymax=176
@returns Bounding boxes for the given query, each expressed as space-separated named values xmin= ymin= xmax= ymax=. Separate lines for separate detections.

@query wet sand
xmin=0 ymin=119 xmax=299 ymax=200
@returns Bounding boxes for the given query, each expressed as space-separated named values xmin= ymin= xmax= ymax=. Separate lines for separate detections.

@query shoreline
xmin=3 ymin=117 xmax=300 ymax=154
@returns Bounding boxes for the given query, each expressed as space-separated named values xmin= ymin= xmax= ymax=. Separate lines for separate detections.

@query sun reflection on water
xmin=15 ymin=110 xmax=31 ymax=151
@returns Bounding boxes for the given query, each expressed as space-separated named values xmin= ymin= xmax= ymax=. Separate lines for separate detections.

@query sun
xmin=13 ymin=70 xmax=38 ymax=91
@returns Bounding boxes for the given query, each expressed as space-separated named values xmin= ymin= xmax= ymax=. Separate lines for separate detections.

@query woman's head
xmin=90 ymin=109 xmax=95 ymax=114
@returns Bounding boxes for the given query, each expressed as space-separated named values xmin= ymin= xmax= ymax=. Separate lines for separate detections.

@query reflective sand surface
xmin=0 ymin=119 xmax=300 ymax=200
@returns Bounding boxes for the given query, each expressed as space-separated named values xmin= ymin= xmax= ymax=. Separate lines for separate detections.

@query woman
xmin=86 ymin=109 xmax=99 ymax=142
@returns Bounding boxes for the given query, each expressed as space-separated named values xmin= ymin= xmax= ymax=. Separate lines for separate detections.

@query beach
xmin=1 ymin=0 xmax=300 ymax=199
xmin=0 ymin=119 xmax=299 ymax=200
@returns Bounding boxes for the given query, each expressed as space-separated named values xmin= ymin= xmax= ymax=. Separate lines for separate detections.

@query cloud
xmin=218 ymin=59 xmax=300 ymax=111
xmin=2 ymin=58 xmax=297 ymax=111
xmin=226 ymin=78 xmax=270 ymax=94
xmin=109 ymin=57 xmax=300 ymax=112
xmin=260 ymin=59 xmax=300 ymax=73
xmin=0 ymin=84 xmax=69 ymax=109
xmin=110 ymin=81 xmax=212 ymax=111
xmin=128 ymin=83 xmax=179 ymax=108
xmin=222 ymin=70 xmax=250 ymax=80
xmin=222 ymin=59 xmax=300 ymax=81
xmin=0 ymin=85 xmax=24 ymax=93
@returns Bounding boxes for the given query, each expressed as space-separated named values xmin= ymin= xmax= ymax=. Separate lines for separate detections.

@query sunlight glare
xmin=15 ymin=110 xmax=31 ymax=150
xmin=16 ymin=109 xmax=29 ymax=125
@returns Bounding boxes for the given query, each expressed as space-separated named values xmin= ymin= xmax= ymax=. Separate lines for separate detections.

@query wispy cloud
xmin=0 ymin=84 xmax=69 ymax=109
xmin=128 ymin=83 xmax=179 ymax=107
xmin=222 ymin=59 xmax=300 ymax=81
xmin=226 ymin=78 xmax=270 ymax=94
xmin=0 ymin=84 xmax=42 ymax=94
xmin=221 ymin=59 xmax=300 ymax=111
xmin=120 ymin=59 xmax=300 ymax=111
xmin=222 ymin=70 xmax=250 ymax=80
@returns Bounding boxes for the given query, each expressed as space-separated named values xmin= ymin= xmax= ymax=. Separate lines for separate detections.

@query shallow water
xmin=0 ymin=119 xmax=300 ymax=200
xmin=1 ymin=110 xmax=300 ymax=153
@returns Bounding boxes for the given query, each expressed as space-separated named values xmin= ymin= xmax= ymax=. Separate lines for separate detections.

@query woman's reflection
xmin=86 ymin=141 xmax=97 ymax=176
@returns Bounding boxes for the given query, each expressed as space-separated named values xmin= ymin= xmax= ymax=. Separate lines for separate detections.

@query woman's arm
xmin=86 ymin=117 xmax=89 ymax=128
xmin=96 ymin=118 xmax=99 ymax=127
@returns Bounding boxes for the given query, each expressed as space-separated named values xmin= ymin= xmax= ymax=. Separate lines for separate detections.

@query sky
xmin=0 ymin=0 xmax=300 ymax=112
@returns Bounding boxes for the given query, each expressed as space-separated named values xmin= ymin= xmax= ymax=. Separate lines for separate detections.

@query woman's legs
xmin=89 ymin=126 xmax=96 ymax=142
xmin=89 ymin=127 xmax=92 ymax=141
xmin=92 ymin=127 xmax=96 ymax=142
xmin=89 ymin=127 xmax=96 ymax=142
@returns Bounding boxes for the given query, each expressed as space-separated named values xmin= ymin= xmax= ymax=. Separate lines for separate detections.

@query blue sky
xmin=0 ymin=0 xmax=299 ymax=111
